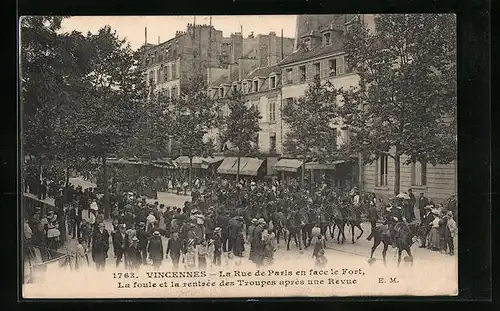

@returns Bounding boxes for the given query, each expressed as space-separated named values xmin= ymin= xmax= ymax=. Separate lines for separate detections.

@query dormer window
xmin=219 ymin=88 xmax=224 ymax=98
xmin=323 ymin=32 xmax=331 ymax=46
xmin=232 ymin=84 xmax=238 ymax=94
xmin=253 ymin=80 xmax=259 ymax=92
xmin=302 ymin=38 xmax=311 ymax=49
xmin=269 ymin=75 xmax=276 ymax=89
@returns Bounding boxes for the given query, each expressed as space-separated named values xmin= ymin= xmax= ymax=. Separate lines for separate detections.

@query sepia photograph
xmin=20 ymin=14 xmax=458 ymax=298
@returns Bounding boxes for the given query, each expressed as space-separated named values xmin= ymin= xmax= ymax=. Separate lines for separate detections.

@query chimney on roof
xmin=145 ymin=27 xmax=148 ymax=45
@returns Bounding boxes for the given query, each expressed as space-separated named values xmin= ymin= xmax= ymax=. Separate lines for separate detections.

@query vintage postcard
xmin=20 ymin=14 xmax=458 ymax=299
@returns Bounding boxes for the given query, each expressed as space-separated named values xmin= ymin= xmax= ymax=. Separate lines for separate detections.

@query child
xmin=198 ymin=240 xmax=208 ymax=270
xmin=313 ymin=235 xmax=327 ymax=266
xmin=75 ymin=237 xmax=89 ymax=270
xmin=234 ymin=231 xmax=245 ymax=257
xmin=185 ymin=238 xmax=196 ymax=270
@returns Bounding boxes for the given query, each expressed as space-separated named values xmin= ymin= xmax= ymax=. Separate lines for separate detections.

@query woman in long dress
xmin=427 ymin=210 xmax=441 ymax=251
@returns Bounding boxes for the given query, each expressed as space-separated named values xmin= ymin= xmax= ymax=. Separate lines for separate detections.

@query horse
xmin=329 ymin=206 xmax=347 ymax=244
xmin=284 ymin=210 xmax=303 ymax=251
xmin=345 ymin=204 xmax=364 ymax=243
xmin=367 ymin=221 xmax=419 ymax=266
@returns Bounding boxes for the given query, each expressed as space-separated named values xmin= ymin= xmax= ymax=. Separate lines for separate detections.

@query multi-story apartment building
xmin=282 ymin=14 xmax=456 ymax=202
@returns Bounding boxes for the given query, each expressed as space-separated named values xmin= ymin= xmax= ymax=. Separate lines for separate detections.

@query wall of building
xmin=362 ymin=156 xmax=456 ymax=204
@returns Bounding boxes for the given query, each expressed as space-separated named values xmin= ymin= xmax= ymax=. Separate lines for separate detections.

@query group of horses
xmin=270 ymin=203 xmax=419 ymax=267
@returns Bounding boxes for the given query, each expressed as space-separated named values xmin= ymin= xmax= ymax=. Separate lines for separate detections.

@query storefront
xmin=271 ymin=158 xmax=303 ymax=184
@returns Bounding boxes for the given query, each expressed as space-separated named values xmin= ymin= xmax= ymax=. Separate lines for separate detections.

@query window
xmin=270 ymin=134 xmax=276 ymax=152
xmin=328 ymin=59 xmax=337 ymax=76
xmin=313 ymin=63 xmax=321 ymax=79
xmin=171 ymin=87 xmax=177 ymax=99
xmin=172 ymin=62 xmax=177 ymax=79
xmin=377 ymin=155 xmax=389 ymax=186
xmin=269 ymin=100 xmax=276 ymax=122
xmin=323 ymin=32 xmax=331 ymax=46
xmin=411 ymin=161 xmax=427 ymax=186
xmin=286 ymin=69 xmax=293 ymax=84
xmin=284 ymin=97 xmax=294 ymax=108
xmin=253 ymin=80 xmax=259 ymax=92
xmin=219 ymin=88 xmax=224 ymax=98
xmin=270 ymin=76 xmax=276 ymax=89
xmin=232 ymin=84 xmax=237 ymax=94
xmin=164 ymin=64 xmax=170 ymax=81
xmin=336 ymin=56 xmax=345 ymax=75
xmin=299 ymin=65 xmax=306 ymax=82
xmin=149 ymin=70 xmax=155 ymax=85
xmin=159 ymin=66 xmax=164 ymax=83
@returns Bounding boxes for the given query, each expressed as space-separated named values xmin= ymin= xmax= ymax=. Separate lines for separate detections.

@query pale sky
xmin=60 ymin=15 xmax=298 ymax=51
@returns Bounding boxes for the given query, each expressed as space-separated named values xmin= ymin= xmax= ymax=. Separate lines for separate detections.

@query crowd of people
xmin=23 ymin=172 xmax=458 ymax=274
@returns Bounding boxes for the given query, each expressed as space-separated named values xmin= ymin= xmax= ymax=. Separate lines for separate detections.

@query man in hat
xmin=92 ymin=222 xmax=110 ymax=271
xmin=212 ymin=227 xmax=223 ymax=266
xmin=112 ymin=224 xmax=128 ymax=268
xmin=407 ymin=189 xmax=416 ymax=221
xmin=252 ymin=218 xmax=266 ymax=266
xmin=228 ymin=215 xmax=244 ymax=254
xmin=419 ymin=205 xmax=434 ymax=248
xmin=418 ymin=193 xmax=429 ymax=221
xmin=217 ymin=211 xmax=230 ymax=252
xmin=147 ymin=231 xmax=164 ymax=269
xmin=166 ymin=231 xmax=182 ymax=270
xmin=127 ymin=236 xmax=142 ymax=270
xmin=136 ymin=222 xmax=148 ymax=264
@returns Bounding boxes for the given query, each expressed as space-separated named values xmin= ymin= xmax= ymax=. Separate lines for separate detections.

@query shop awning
xmin=217 ymin=157 xmax=264 ymax=176
xmin=305 ymin=160 xmax=345 ymax=170
xmin=174 ymin=156 xmax=209 ymax=169
xmin=217 ymin=157 xmax=238 ymax=174
xmin=106 ymin=158 xmax=146 ymax=165
xmin=240 ymin=158 xmax=264 ymax=176
xmin=203 ymin=156 xmax=225 ymax=164
xmin=272 ymin=158 xmax=303 ymax=172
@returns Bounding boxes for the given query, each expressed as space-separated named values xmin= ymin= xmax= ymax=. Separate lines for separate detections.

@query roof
xmin=209 ymin=76 xmax=227 ymax=87
xmin=278 ymin=44 xmax=344 ymax=66
xmin=246 ymin=66 xmax=280 ymax=79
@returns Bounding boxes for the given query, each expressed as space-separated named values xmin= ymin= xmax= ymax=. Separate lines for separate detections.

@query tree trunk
xmin=394 ymin=154 xmax=401 ymax=195
xmin=236 ymin=156 xmax=241 ymax=183
xmin=301 ymin=155 xmax=306 ymax=187
xmin=65 ymin=166 xmax=70 ymax=188
xmin=189 ymin=157 xmax=193 ymax=191
xmin=102 ymin=155 xmax=110 ymax=219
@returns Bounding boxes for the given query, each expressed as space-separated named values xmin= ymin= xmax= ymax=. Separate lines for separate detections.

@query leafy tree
xmin=282 ymin=75 xmax=339 ymax=186
xmin=67 ymin=26 xmax=147 ymax=217
xmin=221 ymin=89 xmax=261 ymax=182
xmin=21 ymin=16 xmax=69 ymax=178
xmin=169 ymin=76 xmax=219 ymax=188
xmin=336 ymin=14 xmax=457 ymax=195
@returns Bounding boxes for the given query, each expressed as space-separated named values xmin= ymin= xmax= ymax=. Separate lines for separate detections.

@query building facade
xmin=287 ymin=14 xmax=456 ymax=202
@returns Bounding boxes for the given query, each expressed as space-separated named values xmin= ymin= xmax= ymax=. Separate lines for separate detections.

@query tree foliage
xmin=282 ymin=76 xmax=340 ymax=163
xmin=221 ymin=89 xmax=261 ymax=156
xmin=336 ymin=14 xmax=457 ymax=194
xmin=168 ymin=76 xmax=219 ymax=184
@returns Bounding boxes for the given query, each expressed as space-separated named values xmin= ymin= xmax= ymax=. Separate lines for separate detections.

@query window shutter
xmin=282 ymin=69 xmax=287 ymax=85
xmin=293 ymin=67 xmax=298 ymax=84
xmin=306 ymin=63 xmax=312 ymax=81
xmin=336 ymin=56 xmax=345 ymax=75
xmin=176 ymin=61 xmax=180 ymax=79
